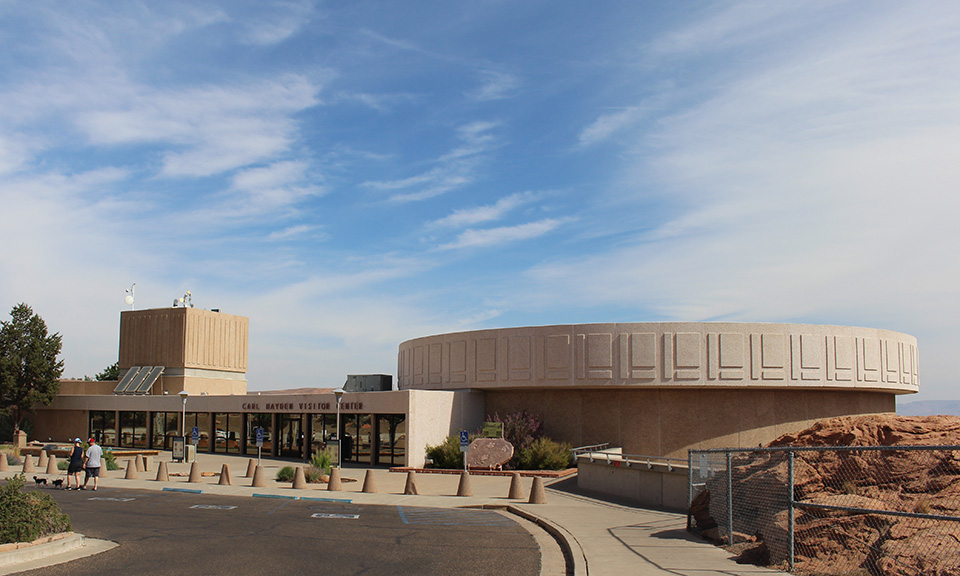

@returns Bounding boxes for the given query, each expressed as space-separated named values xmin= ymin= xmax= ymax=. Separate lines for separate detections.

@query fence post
xmin=788 ymin=450 xmax=795 ymax=571
xmin=727 ymin=450 xmax=733 ymax=546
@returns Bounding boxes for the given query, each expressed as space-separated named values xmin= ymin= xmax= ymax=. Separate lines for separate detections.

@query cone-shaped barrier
xmin=403 ymin=470 xmax=419 ymax=495
xmin=327 ymin=468 xmax=342 ymax=491
xmin=99 ymin=462 xmax=108 ymax=478
xmin=292 ymin=467 xmax=307 ymax=490
xmin=527 ymin=476 xmax=547 ymax=504
xmin=251 ymin=465 xmax=266 ymax=487
xmin=188 ymin=461 xmax=202 ymax=483
xmin=245 ymin=458 xmax=256 ymax=478
xmin=361 ymin=469 xmax=378 ymax=493
xmin=155 ymin=460 xmax=169 ymax=482
xmin=218 ymin=464 xmax=232 ymax=486
xmin=508 ymin=472 xmax=524 ymax=499
xmin=0 ymin=453 xmax=8 ymax=472
xmin=135 ymin=455 xmax=144 ymax=472
xmin=22 ymin=455 xmax=34 ymax=473
xmin=38 ymin=450 xmax=48 ymax=468
xmin=45 ymin=454 xmax=58 ymax=475
xmin=456 ymin=470 xmax=473 ymax=497
xmin=124 ymin=459 xmax=139 ymax=479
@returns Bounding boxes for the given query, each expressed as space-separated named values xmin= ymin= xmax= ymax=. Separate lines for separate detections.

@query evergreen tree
xmin=0 ymin=303 xmax=64 ymax=434
xmin=95 ymin=362 xmax=119 ymax=381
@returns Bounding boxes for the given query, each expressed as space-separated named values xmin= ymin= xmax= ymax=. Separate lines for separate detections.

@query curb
xmin=505 ymin=506 xmax=588 ymax=576
xmin=0 ymin=533 xmax=83 ymax=569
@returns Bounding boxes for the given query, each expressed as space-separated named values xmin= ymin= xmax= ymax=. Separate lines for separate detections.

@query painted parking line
xmin=397 ymin=507 xmax=515 ymax=526
xmin=311 ymin=512 xmax=359 ymax=519
xmin=162 ymin=487 xmax=203 ymax=494
xmin=89 ymin=497 xmax=136 ymax=502
xmin=190 ymin=504 xmax=238 ymax=510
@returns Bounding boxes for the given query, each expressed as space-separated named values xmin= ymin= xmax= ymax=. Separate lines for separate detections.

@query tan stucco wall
xmin=29 ymin=409 xmax=88 ymax=443
xmin=398 ymin=322 xmax=919 ymax=394
xmin=484 ymin=388 xmax=894 ymax=458
xmin=57 ymin=380 xmax=118 ymax=395
xmin=119 ymin=307 xmax=248 ymax=374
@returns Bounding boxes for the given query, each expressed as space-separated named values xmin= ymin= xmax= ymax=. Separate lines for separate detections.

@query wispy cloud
xmin=470 ymin=69 xmax=519 ymax=101
xmin=439 ymin=218 xmax=567 ymax=250
xmin=431 ymin=191 xmax=538 ymax=228
xmin=362 ymin=121 xmax=500 ymax=202
xmin=578 ymin=107 xmax=645 ymax=147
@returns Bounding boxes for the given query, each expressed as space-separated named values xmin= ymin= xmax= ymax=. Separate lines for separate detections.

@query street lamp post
xmin=334 ymin=388 xmax=344 ymax=469
xmin=178 ymin=390 xmax=189 ymax=436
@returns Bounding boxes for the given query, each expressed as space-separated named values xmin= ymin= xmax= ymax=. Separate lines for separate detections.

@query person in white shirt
xmin=81 ymin=437 xmax=104 ymax=491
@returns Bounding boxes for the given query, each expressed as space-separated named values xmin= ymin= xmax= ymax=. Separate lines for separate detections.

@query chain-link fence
xmin=687 ymin=445 xmax=960 ymax=575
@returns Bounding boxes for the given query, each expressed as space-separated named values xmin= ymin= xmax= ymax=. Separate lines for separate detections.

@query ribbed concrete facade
xmin=398 ymin=323 xmax=918 ymax=457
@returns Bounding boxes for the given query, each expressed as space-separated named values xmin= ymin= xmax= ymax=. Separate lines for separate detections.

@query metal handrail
xmin=574 ymin=448 xmax=688 ymax=471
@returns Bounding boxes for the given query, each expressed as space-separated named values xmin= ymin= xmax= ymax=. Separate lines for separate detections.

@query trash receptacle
xmin=342 ymin=435 xmax=353 ymax=462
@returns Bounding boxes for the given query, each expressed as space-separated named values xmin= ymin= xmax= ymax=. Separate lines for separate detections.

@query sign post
xmin=190 ymin=426 xmax=199 ymax=463
xmin=255 ymin=427 xmax=264 ymax=466
xmin=459 ymin=429 xmax=470 ymax=472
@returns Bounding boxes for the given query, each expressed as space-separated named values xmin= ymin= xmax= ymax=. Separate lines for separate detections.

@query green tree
xmin=96 ymin=362 xmax=119 ymax=381
xmin=0 ymin=303 xmax=64 ymax=434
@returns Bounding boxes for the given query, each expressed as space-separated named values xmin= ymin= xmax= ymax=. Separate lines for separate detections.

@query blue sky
xmin=1 ymin=2 xmax=957 ymax=402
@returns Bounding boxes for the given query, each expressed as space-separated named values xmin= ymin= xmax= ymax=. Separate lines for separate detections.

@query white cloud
xmin=471 ymin=69 xmax=519 ymax=101
xmin=440 ymin=218 xmax=567 ymax=250
xmin=578 ymin=107 xmax=644 ymax=147
xmin=431 ymin=191 xmax=538 ymax=228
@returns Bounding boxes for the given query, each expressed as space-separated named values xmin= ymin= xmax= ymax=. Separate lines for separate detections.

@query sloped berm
xmin=690 ymin=414 xmax=960 ymax=576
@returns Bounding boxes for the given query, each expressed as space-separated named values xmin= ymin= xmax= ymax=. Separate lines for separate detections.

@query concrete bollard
xmin=218 ymin=464 xmax=232 ymax=486
xmin=527 ymin=476 xmax=547 ymax=504
xmin=361 ymin=470 xmax=378 ymax=493
xmin=456 ymin=470 xmax=473 ymax=497
xmin=245 ymin=458 xmax=256 ymax=478
xmin=45 ymin=454 xmax=58 ymax=475
xmin=38 ymin=450 xmax=48 ymax=468
xmin=22 ymin=455 xmax=34 ymax=473
xmin=155 ymin=460 xmax=169 ymax=482
xmin=403 ymin=470 xmax=419 ymax=495
xmin=99 ymin=461 xmax=108 ymax=478
xmin=251 ymin=465 xmax=266 ymax=488
xmin=508 ymin=472 xmax=524 ymax=499
xmin=188 ymin=461 xmax=201 ymax=483
xmin=125 ymin=459 xmax=139 ymax=480
xmin=327 ymin=468 xmax=342 ymax=491
xmin=135 ymin=455 xmax=144 ymax=472
xmin=292 ymin=467 xmax=307 ymax=490
xmin=0 ymin=453 xmax=8 ymax=472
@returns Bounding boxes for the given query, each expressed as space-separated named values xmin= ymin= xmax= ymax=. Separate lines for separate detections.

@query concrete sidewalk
xmin=2 ymin=452 xmax=777 ymax=575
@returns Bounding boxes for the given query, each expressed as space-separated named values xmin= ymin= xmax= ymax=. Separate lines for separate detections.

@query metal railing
xmin=572 ymin=445 xmax=688 ymax=471
xmin=688 ymin=445 xmax=960 ymax=575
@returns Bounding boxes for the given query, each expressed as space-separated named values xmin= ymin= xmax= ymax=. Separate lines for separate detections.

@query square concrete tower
xmin=118 ymin=307 xmax=248 ymax=395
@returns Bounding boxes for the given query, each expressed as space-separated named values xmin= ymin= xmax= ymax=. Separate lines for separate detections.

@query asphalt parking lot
xmin=19 ymin=485 xmax=541 ymax=575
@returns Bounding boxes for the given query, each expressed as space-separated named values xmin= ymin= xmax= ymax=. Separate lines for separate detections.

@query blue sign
xmin=459 ymin=429 xmax=469 ymax=452
xmin=255 ymin=427 xmax=264 ymax=447
xmin=191 ymin=426 xmax=199 ymax=444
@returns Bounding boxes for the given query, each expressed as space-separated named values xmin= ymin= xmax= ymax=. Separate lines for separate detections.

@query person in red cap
xmin=81 ymin=437 xmax=103 ymax=491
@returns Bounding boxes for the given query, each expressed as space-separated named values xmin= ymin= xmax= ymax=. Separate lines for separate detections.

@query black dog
xmin=52 ymin=479 xmax=64 ymax=489
xmin=33 ymin=476 xmax=47 ymax=486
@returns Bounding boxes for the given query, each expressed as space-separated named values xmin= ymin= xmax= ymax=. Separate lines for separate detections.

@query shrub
xmin=425 ymin=435 xmax=464 ymax=469
xmin=487 ymin=410 xmax=543 ymax=453
xmin=58 ymin=460 xmax=68 ymax=470
xmin=4 ymin=451 xmax=22 ymax=466
xmin=515 ymin=438 xmax=573 ymax=471
xmin=304 ymin=467 xmax=324 ymax=483
xmin=0 ymin=474 xmax=71 ymax=544
xmin=310 ymin=449 xmax=334 ymax=475
xmin=276 ymin=466 xmax=296 ymax=482
xmin=102 ymin=450 xmax=119 ymax=471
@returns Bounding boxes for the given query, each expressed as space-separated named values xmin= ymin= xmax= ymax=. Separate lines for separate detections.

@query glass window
xmin=214 ymin=413 xmax=242 ymax=454
xmin=89 ymin=410 xmax=117 ymax=447
xmin=119 ymin=411 xmax=147 ymax=448
xmin=377 ymin=414 xmax=406 ymax=466
xmin=246 ymin=414 xmax=273 ymax=455
xmin=356 ymin=414 xmax=372 ymax=465
xmin=310 ymin=414 xmax=336 ymax=458
xmin=151 ymin=412 xmax=179 ymax=450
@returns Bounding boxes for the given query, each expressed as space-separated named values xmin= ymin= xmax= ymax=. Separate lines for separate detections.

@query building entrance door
xmin=279 ymin=414 xmax=303 ymax=459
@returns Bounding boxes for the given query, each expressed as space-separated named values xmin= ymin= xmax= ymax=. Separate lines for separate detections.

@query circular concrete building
xmin=398 ymin=322 xmax=919 ymax=458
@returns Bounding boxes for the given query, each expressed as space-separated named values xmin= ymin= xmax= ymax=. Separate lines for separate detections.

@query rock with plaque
xmin=465 ymin=438 xmax=513 ymax=470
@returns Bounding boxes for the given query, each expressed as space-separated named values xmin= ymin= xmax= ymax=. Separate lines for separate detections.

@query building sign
xmin=172 ymin=437 xmax=185 ymax=461
xmin=481 ymin=422 xmax=504 ymax=438
xmin=239 ymin=401 xmax=364 ymax=411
